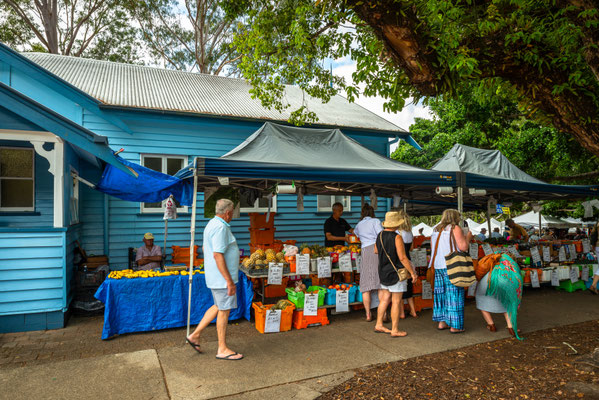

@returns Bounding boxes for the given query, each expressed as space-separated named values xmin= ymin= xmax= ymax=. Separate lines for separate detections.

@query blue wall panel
xmin=0 ymin=230 xmax=65 ymax=315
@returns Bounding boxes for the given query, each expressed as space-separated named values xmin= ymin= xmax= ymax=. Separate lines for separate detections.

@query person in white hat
xmin=135 ymin=232 xmax=162 ymax=270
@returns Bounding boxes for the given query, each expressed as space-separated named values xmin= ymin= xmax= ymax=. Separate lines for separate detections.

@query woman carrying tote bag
xmin=428 ymin=209 xmax=473 ymax=333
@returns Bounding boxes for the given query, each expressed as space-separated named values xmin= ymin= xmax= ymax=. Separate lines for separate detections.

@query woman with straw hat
xmin=395 ymin=210 xmax=419 ymax=319
xmin=374 ymin=211 xmax=418 ymax=337
xmin=428 ymin=209 xmax=473 ymax=333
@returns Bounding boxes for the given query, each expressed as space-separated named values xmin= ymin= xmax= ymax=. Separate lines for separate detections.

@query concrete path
xmin=1 ymin=288 xmax=598 ymax=399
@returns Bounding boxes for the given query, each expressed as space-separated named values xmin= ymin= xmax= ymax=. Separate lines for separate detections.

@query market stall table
xmin=95 ymin=271 xmax=252 ymax=339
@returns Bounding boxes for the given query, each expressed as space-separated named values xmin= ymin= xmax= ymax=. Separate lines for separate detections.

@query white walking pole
xmin=186 ymin=161 xmax=198 ymax=338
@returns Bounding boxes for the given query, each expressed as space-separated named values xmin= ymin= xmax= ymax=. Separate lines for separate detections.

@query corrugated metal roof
xmin=22 ymin=53 xmax=406 ymax=134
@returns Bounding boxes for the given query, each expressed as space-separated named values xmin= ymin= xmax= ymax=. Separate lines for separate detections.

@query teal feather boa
xmin=486 ymin=253 xmax=524 ymax=340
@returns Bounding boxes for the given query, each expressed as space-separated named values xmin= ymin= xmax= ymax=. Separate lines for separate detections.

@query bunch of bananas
xmin=107 ymin=269 xmax=203 ymax=279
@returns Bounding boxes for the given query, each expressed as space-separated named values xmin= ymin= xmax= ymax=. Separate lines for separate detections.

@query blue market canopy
xmin=431 ymin=144 xmax=599 ymax=199
xmin=175 ymin=123 xmax=457 ymax=208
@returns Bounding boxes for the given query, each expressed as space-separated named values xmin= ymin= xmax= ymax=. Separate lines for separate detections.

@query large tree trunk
xmin=38 ymin=0 xmax=59 ymax=53
xmin=349 ymin=0 xmax=599 ymax=157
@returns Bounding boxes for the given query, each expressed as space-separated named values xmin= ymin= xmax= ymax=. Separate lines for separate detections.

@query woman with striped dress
xmin=353 ymin=204 xmax=383 ymax=321
xmin=428 ymin=209 xmax=473 ymax=333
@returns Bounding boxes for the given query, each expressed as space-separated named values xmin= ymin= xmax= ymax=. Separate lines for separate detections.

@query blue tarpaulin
xmin=95 ymin=272 xmax=252 ymax=339
xmin=96 ymin=155 xmax=193 ymax=205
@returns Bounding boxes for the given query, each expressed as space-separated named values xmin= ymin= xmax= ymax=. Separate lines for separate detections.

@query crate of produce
xmin=252 ymin=300 xmax=295 ymax=333
xmin=415 ymin=295 xmax=434 ymax=311
xmin=264 ymin=277 xmax=290 ymax=298
xmin=325 ymin=288 xmax=336 ymax=305
xmin=310 ymin=274 xmax=332 ymax=287
xmin=556 ymin=279 xmax=587 ymax=293
xmin=349 ymin=285 xmax=359 ymax=303
xmin=292 ymin=308 xmax=330 ymax=329
xmin=285 ymin=286 xmax=326 ymax=309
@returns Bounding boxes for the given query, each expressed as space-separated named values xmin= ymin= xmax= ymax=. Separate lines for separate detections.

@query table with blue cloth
xmin=95 ymin=271 xmax=252 ymax=339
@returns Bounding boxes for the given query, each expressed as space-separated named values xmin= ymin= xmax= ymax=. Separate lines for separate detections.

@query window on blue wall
xmin=0 ymin=147 xmax=35 ymax=212
xmin=317 ymin=195 xmax=351 ymax=213
xmin=140 ymin=154 xmax=188 ymax=213
xmin=240 ymin=193 xmax=277 ymax=213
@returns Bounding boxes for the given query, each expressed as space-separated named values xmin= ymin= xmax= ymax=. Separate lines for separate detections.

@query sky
xmin=330 ymin=58 xmax=432 ymax=152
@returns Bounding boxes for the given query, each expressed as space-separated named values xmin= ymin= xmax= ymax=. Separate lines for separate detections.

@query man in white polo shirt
xmin=186 ymin=199 xmax=243 ymax=360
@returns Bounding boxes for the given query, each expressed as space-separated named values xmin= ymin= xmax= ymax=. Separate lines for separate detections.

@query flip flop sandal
xmin=215 ymin=352 xmax=244 ymax=361
xmin=390 ymin=332 xmax=408 ymax=338
xmin=450 ymin=329 xmax=466 ymax=334
xmin=374 ymin=329 xmax=390 ymax=334
xmin=186 ymin=339 xmax=203 ymax=354
xmin=437 ymin=326 xmax=449 ymax=331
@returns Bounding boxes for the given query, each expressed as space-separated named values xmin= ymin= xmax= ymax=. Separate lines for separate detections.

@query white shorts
xmin=381 ymin=280 xmax=407 ymax=293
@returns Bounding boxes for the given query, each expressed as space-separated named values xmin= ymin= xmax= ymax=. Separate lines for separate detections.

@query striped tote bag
xmin=445 ymin=229 xmax=476 ymax=287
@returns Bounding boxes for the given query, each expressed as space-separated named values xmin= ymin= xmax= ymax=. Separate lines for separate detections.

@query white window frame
xmin=69 ymin=168 xmax=80 ymax=225
xmin=140 ymin=154 xmax=188 ymax=214
xmin=317 ymin=195 xmax=351 ymax=213
xmin=240 ymin=195 xmax=278 ymax=213
xmin=0 ymin=146 xmax=35 ymax=212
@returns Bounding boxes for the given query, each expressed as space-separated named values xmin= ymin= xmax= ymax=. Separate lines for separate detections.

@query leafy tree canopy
xmin=225 ymin=0 xmax=599 ymax=156
xmin=392 ymin=84 xmax=599 ymax=219
xmin=0 ymin=0 xmax=141 ymax=63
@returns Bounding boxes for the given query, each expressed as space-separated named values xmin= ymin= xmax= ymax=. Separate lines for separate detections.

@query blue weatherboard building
xmin=0 ymin=43 xmax=416 ymax=333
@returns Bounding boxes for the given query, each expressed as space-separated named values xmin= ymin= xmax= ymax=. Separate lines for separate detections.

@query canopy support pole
xmin=487 ymin=209 xmax=492 ymax=237
xmin=539 ymin=211 xmax=542 ymax=233
xmin=457 ymin=172 xmax=465 ymax=214
xmin=186 ymin=161 xmax=199 ymax=338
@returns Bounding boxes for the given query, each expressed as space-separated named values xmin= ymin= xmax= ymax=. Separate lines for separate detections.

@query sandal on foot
xmin=215 ymin=352 xmax=244 ymax=361
xmin=374 ymin=328 xmax=390 ymax=334
xmin=186 ymin=338 xmax=203 ymax=354
xmin=507 ymin=327 xmax=521 ymax=337
xmin=486 ymin=324 xmax=497 ymax=332
xmin=450 ymin=329 xmax=466 ymax=334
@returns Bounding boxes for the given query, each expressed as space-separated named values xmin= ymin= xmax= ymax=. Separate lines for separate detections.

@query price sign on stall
xmin=469 ymin=243 xmax=479 ymax=260
xmin=267 ymin=263 xmax=283 ymax=285
xmin=569 ymin=244 xmax=577 ymax=261
xmin=593 ymin=264 xmax=599 ymax=275
xmin=304 ymin=293 xmax=318 ymax=316
xmin=583 ymin=239 xmax=591 ymax=254
xmin=264 ymin=309 xmax=281 ymax=333
xmin=551 ymin=270 xmax=560 ymax=286
xmin=317 ymin=257 xmax=331 ymax=278
xmin=355 ymin=255 xmax=362 ymax=273
xmin=296 ymin=254 xmax=310 ymax=275
xmin=335 ymin=290 xmax=349 ymax=312
xmin=467 ymin=281 xmax=478 ymax=297
xmin=582 ymin=266 xmax=590 ymax=282
xmin=530 ymin=270 xmax=540 ymax=288
xmin=531 ymin=247 xmax=542 ymax=266
xmin=482 ymin=243 xmax=493 ymax=256
xmin=339 ymin=253 xmax=353 ymax=272
xmin=569 ymin=266 xmax=579 ymax=283
xmin=543 ymin=246 xmax=551 ymax=263
xmin=558 ymin=246 xmax=567 ymax=262
xmin=508 ymin=245 xmax=521 ymax=258
xmin=422 ymin=280 xmax=433 ymax=300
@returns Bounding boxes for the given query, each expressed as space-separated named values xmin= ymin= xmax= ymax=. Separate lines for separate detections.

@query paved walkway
xmin=1 ymin=287 xmax=598 ymax=399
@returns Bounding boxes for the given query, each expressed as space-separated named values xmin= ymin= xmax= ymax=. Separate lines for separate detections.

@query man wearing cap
xmin=476 ymin=228 xmax=487 ymax=241
xmin=135 ymin=233 xmax=162 ymax=270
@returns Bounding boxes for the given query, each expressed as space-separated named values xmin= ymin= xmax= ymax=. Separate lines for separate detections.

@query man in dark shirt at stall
xmin=324 ymin=202 xmax=354 ymax=247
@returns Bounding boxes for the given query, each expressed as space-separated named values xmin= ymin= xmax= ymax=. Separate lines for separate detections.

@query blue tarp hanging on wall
xmin=96 ymin=156 xmax=193 ymax=205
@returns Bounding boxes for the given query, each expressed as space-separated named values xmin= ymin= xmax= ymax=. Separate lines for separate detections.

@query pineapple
xmin=276 ymin=252 xmax=285 ymax=262
xmin=241 ymin=257 xmax=251 ymax=268
xmin=255 ymin=249 xmax=266 ymax=259
xmin=265 ymin=252 xmax=276 ymax=263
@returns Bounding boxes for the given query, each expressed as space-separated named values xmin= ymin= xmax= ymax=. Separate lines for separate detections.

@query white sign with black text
xmin=469 ymin=243 xmax=479 ymax=260
xmin=531 ymin=247 xmax=542 ymax=265
xmin=264 ymin=309 xmax=281 ymax=333
xmin=304 ymin=293 xmax=318 ymax=316
xmin=296 ymin=254 xmax=310 ymax=275
xmin=551 ymin=270 xmax=560 ymax=286
xmin=543 ymin=246 xmax=551 ymax=263
xmin=335 ymin=290 xmax=349 ymax=312
xmin=582 ymin=266 xmax=590 ymax=282
xmin=482 ymin=243 xmax=493 ymax=256
xmin=530 ymin=269 xmax=540 ymax=288
xmin=267 ymin=263 xmax=283 ymax=285
xmin=339 ymin=253 xmax=353 ymax=272
xmin=422 ymin=280 xmax=433 ymax=300
xmin=317 ymin=257 xmax=332 ymax=278
xmin=569 ymin=266 xmax=579 ymax=283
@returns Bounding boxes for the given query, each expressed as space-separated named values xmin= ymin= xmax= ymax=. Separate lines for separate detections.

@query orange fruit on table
xmin=328 ymin=285 xmax=334 ymax=289
xmin=335 ymin=285 xmax=340 ymax=290
xmin=341 ymin=285 xmax=347 ymax=290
